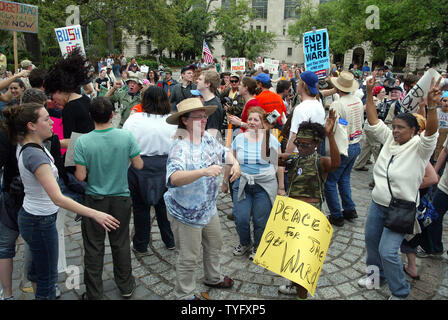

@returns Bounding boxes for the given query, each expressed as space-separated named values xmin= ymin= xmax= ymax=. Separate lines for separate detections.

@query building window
xmin=221 ymin=0 xmax=235 ymax=8
xmin=284 ymin=0 xmax=298 ymax=19
xmin=264 ymin=26 xmax=267 ymax=32
xmin=252 ymin=0 xmax=268 ymax=19
xmin=137 ymin=43 xmax=142 ymax=55
xmin=287 ymin=47 xmax=293 ymax=56
xmin=256 ymin=25 xmax=261 ymax=31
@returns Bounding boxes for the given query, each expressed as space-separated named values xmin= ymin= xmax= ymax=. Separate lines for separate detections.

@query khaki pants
xmin=168 ymin=213 xmax=223 ymax=300
xmin=354 ymin=129 xmax=380 ymax=169
xmin=82 ymin=195 xmax=135 ymax=300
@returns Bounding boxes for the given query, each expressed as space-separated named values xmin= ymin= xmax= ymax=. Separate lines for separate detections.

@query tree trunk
xmin=106 ymin=21 xmax=114 ymax=53
xmin=23 ymin=33 xmax=41 ymax=64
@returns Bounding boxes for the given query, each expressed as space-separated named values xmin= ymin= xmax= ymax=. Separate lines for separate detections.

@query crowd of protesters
xmin=1 ymin=47 xmax=448 ymax=302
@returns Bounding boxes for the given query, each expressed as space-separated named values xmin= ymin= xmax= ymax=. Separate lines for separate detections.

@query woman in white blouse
xmin=123 ymin=86 xmax=177 ymax=253
xmin=358 ymin=71 xmax=441 ymax=300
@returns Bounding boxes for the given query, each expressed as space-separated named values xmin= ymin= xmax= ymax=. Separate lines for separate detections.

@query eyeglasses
xmin=230 ymin=80 xmax=239 ymax=83
xmin=188 ymin=115 xmax=208 ymax=120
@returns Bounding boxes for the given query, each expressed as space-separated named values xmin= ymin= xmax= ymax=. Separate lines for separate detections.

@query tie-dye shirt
xmin=164 ymin=132 xmax=227 ymax=228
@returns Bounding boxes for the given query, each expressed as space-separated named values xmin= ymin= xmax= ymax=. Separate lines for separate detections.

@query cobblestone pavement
xmin=10 ymin=165 xmax=448 ymax=301
xmin=8 ymin=80 xmax=448 ymax=300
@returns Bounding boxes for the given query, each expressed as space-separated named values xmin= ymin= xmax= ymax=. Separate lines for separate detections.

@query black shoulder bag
xmin=384 ymin=156 xmax=417 ymax=234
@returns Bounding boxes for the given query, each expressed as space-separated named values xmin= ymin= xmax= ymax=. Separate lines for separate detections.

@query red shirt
xmin=240 ymin=98 xmax=261 ymax=132
xmin=254 ymin=90 xmax=287 ymax=124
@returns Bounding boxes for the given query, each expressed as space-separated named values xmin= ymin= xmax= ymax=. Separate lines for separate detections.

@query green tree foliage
xmin=288 ymin=0 xmax=448 ymax=64
xmin=213 ymin=0 xmax=276 ymax=60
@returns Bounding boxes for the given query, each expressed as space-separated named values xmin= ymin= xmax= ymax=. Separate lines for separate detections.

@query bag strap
xmin=386 ymin=155 xmax=418 ymax=202
xmin=19 ymin=143 xmax=52 ymax=162
xmin=386 ymin=156 xmax=395 ymax=198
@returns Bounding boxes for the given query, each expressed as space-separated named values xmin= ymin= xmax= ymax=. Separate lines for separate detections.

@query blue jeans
xmin=324 ymin=142 xmax=361 ymax=218
xmin=365 ymin=201 xmax=410 ymax=298
xmin=232 ymin=179 xmax=272 ymax=249
xmin=18 ymin=208 xmax=58 ymax=300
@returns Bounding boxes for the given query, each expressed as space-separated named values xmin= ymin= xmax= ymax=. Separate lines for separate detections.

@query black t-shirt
xmin=95 ymin=77 xmax=109 ymax=88
xmin=204 ymin=96 xmax=224 ymax=131
xmin=0 ymin=126 xmax=20 ymax=230
xmin=0 ymin=127 xmax=19 ymax=193
xmin=62 ymin=95 xmax=94 ymax=139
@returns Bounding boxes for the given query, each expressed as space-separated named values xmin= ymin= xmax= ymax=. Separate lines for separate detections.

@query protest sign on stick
xmin=253 ymin=196 xmax=333 ymax=296
xmin=264 ymin=58 xmax=280 ymax=75
xmin=303 ymin=28 xmax=330 ymax=78
xmin=55 ymin=25 xmax=85 ymax=56
xmin=401 ymin=68 xmax=442 ymax=113
xmin=0 ymin=0 xmax=39 ymax=72
xmin=231 ymin=58 xmax=245 ymax=72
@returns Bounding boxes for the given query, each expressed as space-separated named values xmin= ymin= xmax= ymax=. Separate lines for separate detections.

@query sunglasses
xmin=230 ymin=80 xmax=239 ymax=83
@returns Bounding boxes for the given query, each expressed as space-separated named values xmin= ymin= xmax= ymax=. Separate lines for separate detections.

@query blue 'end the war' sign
xmin=303 ymin=28 xmax=330 ymax=78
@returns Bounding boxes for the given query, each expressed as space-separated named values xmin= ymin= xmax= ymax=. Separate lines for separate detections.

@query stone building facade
xmin=122 ymin=0 xmax=442 ymax=72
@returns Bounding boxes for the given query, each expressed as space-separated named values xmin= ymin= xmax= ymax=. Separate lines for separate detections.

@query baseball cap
xmin=300 ymin=71 xmax=319 ymax=95
xmin=253 ymin=73 xmax=271 ymax=85
xmin=20 ymin=60 xmax=33 ymax=68
xmin=390 ymin=86 xmax=403 ymax=92
xmin=181 ymin=64 xmax=196 ymax=74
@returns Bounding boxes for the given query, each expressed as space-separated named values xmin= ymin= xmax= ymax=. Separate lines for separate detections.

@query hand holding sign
xmin=427 ymin=76 xmax=443 ymax=108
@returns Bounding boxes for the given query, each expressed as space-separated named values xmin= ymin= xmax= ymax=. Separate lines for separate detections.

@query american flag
xmin=202 ymin=40 xmax=214 ymax=64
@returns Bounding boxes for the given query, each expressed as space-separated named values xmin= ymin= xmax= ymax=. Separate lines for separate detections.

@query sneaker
xmin=278 ymin=284 xmax=297 ymax=295
xmin=416 ymin=246 xmax=443 ymax=259
xmin=357 ymin=276 xmax=386 ymax=289
xmin=343 ymin=209 xmax=358 ymax=220
xmin=233 ymin=243 xmax=251 ymax=256
xmin=328 ymin=215 xmax=344 ymax=227
xmin=249 ymin=247 xmax=256 ymax=261
xmin=166 ymin=245 xmax=175 ymax=250
xmin=121 ymin=283 xmax=136 ymax=299
xmin=55 ymin=284 xmax=61 ymax=299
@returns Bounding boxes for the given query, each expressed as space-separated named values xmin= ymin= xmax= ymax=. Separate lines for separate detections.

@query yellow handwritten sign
xmin=0 ymin=0 xmax=38 ymax=34
xmin=253 ymin=196 xmax=333 ymax=296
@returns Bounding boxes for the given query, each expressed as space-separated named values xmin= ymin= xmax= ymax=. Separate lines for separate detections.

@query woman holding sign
xmin=277 ymin=110 xmax=340 ymax=300
xmin=223 ymin=107 xmax=282 ymax=260
xmin=358 ymin=71 xmax=440 ymax=300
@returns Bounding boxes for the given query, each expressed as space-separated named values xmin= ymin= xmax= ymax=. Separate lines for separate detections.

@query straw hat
xmin=330 ymin=71 xmax=359 ymax=93
xmin=166 ymin=98 xmax=217 ymax=125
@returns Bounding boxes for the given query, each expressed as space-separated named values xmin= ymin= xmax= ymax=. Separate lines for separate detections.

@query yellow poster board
xmin=253 ymin=196 xmax=333 ymax=296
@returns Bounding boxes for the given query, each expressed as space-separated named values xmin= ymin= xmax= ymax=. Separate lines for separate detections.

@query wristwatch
xmin=427 ymin=105 xmax=440 ymax=111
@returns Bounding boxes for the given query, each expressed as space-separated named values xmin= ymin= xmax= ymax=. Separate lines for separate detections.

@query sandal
xmin=403 ymin=266 xmax=420 ymax=280
xmin=204 ymin=276 xmax=234 ymax=289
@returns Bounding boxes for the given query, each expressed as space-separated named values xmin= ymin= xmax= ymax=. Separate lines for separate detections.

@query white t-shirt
xmin=289 ymin=99 xmax=326 ymax=152
xmin=330 ymin=94 xmax=364 ymax=145
xmin=289 ymin=99 xmax=326 ymax=137
xmin=254 ymin=62 xmax=265 ymax=71
xmin=123 ymin=113 xmax=177 ymax=156
xmin=17 ymin=144 xmax=59 ymax=216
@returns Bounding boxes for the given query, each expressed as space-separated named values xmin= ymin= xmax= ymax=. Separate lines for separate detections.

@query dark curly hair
xmin=44 ymin=48 xmax=89 ymax=95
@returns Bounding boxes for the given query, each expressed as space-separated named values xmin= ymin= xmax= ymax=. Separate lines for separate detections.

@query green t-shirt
xmin=74 ymin=127 xmax=140 ymax=196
